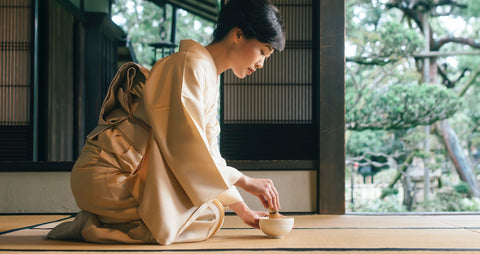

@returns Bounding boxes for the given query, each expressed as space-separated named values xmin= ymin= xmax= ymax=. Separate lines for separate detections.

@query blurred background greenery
xmin=112 ymin=0 xmax=215 ymax=68
xmin=345 ymin=0 xmax=480 ymax=212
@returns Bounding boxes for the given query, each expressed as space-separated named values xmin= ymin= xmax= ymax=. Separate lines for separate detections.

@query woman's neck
xmin=205 ymin=41 xmax=233 ymax=76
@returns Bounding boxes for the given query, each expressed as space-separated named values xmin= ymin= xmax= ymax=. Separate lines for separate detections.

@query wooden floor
xmin=2 ymin=214 xmax=480 ymax=253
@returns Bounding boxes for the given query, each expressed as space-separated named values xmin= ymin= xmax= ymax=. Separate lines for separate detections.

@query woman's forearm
xmin=234 ymin=175 xmax=249 ymax=189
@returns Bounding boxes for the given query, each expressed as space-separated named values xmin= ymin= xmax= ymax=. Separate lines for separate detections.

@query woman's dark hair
xmin=212 ymin=0 xmax=286 ymax=51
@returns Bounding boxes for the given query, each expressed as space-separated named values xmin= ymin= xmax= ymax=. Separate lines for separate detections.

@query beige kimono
xmin=48 ymin=40 xmax=244 ymax=245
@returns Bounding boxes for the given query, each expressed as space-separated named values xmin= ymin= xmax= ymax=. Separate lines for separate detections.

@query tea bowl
xmin=259 ymin=216 xmax=294 ymax=238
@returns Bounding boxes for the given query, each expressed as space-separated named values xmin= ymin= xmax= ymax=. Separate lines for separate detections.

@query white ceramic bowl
xmin=259 ymin=217 xmax=294 ymax=238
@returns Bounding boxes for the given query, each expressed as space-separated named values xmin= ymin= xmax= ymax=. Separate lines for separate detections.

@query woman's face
xmin=230 ymin=36 xmax=274 ymax=79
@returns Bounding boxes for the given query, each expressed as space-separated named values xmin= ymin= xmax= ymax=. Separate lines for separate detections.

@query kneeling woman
xmin=48 ymin=0 xmax=285 ymax=245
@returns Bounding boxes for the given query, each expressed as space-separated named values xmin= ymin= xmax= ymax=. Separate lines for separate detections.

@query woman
xmin=48 ymin=0 xmax=285 ymax=245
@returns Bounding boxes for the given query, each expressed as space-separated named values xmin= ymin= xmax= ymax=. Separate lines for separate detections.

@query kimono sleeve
xmin=204 ymin=94 xmax=244 ymax=206
xmin=143 ymin=52 xmax=243 ymax=207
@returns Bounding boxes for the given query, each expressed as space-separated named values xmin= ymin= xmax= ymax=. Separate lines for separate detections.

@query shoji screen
xmin=0 ymin=0 xmax=33 ymax=160
xmin=221 ymin=0 xmax=314 ymax=160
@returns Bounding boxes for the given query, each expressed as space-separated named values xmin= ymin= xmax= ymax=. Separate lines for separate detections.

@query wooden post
xmin=315 ymin=0 xmax=345 ymax=214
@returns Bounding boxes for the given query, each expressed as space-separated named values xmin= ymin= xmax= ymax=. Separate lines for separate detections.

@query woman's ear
xmin=232 ymin=28 xmax=243 ymax=45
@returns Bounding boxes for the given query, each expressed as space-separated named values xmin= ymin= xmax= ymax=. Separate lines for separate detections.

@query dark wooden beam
xmin=315 ymin=0 xmax=345 ymax=214
xmin=83 ymin=13 xmax=125 ymax=134
xmin=226 ymin=160 xmax=316 ymax=171
xmin=0 ymin=161 xmax=74 ymax=172
xmin=32 ymin=0 xmax=40 ymax=161
xmin=37 ymin=0 xmax=50 ymax=161
xmin=73 ymin=21 xmax=86 ymax=159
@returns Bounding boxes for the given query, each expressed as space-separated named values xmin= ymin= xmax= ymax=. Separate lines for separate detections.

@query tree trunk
xmin=436 ymin=119 xmax=480 ymax=197
xmin=401 ymin=174 xmax=415 ymax=211
xmin=381 ymin=151 xmax=416 ymax=199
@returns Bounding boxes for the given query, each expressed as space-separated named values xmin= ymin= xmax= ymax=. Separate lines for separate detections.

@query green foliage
xmin=454 ymin=181 xmax=470 ymax=195
xmin=348 ymin=21 xmax=423 ymax=64
xmin=399 ymin=129 xmax=426 ymax=150
xmin=112 ymin=0 xmax=215 ymax=67
xmin=349 ymin=195 xmax=408 ymax=213
xmin=346 ymin=0 xmax=383 ymax=26
xmin=347 ymin=130 xmax=390 ymax=155
xmin=175 ymin=9 xmax=215 ymax=47
xmin=346 ymin=84 xmax=462 ymax=130
xmin=346 ymin=0 xmax=480 ymax=213
xmin=381 ymin=187 xmax=399 ymax=198
xmin=463 ymin=84 xmax=480 ymax=123
xmin=467 ymin=1 xmax=480 ymax=18
xmin=413 ymin=149 xmax=430 ymax=159
xmin=346 ymin=0 xmax=423 ymax=65
xmin=416 ymin=187 xmax=480 ymax=212
xmin=376 ymin=22 xmax=423 ymax=58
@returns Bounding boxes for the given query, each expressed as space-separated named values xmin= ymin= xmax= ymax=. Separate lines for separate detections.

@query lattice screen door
xmin=0 ymin=0 xmax=33 ymax=161
xmin=221 ymin=0 xmax=314 ymax=161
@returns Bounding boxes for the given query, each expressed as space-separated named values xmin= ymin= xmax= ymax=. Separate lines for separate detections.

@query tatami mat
xmin=0 ymin=215 xmax=72 ymax=234
xmin=2 ymin=214 xmax=480 ymax=253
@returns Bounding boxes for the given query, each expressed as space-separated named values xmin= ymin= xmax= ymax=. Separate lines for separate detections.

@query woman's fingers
xmin=273 ymin=189 xmax=278 ymax=209
xmin=264 ymin=179 xmax=276 ymax=210
xmin=266 ymin=192 xmax=274 ymax=210
xmin=272 ymin=185 xmax=280 ymax=210
xmin=268 ymin=182 xmax=280 ymax=211
xmin=237 ymin=176 xmax=281 ymax=211
xmin=260 ymin=195 xmax=269 ymax=209
xmin=261 ymin=180 xmax=280 ymax=211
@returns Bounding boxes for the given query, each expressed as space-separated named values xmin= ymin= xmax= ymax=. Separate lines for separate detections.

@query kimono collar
xmin=179 ymin=40 xmax=216 ymax=73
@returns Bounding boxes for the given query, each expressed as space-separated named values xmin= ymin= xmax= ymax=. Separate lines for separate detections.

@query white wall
xmin=0 ymin=172 xmax=78 ymax=213
xmin=238 ymin=170 xmax=317 ymax=213
xmin=0 ymin=170 xmax=316 ymax=214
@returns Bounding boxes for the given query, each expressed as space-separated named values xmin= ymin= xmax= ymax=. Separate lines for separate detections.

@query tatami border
xmin=2 ymin=247 xmax=480 ymax=252
xmin=0 ymin=215 xmax=74 ymax=235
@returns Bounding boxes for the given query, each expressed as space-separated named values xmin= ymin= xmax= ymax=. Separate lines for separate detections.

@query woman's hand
xmin=234 ymin=175 xmax=280 ymax=211
xmin=229 ymin=201 xmax=269 ymax=229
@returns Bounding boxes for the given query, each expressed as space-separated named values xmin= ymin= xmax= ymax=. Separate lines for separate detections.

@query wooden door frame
xmin=314 ymin=0 xmax=345 ymax=214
